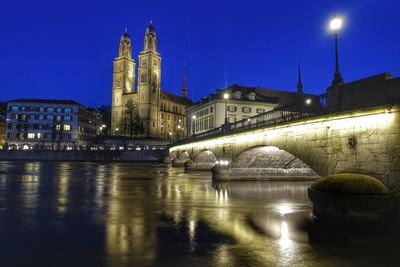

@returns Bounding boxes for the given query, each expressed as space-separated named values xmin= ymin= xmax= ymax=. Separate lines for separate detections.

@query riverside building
xmin=188 ymin=82 xmax=314 ymax=135
xmin=6 ymin=99 xmax=98 ymax=150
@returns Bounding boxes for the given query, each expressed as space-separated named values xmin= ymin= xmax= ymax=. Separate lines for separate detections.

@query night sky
xmin=1 ymin=0 xmax=399 ymax=107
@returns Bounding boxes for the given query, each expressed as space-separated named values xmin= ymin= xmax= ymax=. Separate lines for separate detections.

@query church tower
xmin=111 ymin=29 xmax=136 ymax=135
xmin=137 ymin=21 xmax=161 ymax=137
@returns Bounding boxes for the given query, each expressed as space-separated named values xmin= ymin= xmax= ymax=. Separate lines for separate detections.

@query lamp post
xmin=192 ymin=115 xmax=196 ymax=136
xmin=223 ymin=92 xmax=229 ymax=124
xmin=177 ymin=125 xmax=182 ymax=140
xmin=169 ymin=131 xmax=172 ymax=144
xmin=330 ymin=15 xmax=344 ymax=86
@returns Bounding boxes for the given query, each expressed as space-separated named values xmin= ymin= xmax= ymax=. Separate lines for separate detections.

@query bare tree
xmin=118 ymin=99 xmax=144 ymax=138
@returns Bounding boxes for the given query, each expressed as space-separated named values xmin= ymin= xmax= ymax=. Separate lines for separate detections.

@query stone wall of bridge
xmin=170 ymin=105 xmax=400 ymax=188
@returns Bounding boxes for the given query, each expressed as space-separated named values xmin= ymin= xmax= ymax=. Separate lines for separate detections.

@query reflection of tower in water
xmin=105 ymin=165 xmax=158 ymax=266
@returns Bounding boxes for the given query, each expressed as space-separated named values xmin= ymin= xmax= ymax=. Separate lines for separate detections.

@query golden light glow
xmin=223 ymin=93 xmax=229 ymax=100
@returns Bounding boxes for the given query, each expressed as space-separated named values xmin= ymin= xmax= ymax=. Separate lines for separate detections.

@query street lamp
xmin=192 ymin=115 xmax=196 ymax=135
xmin=223 ymin=92 xmax=229 ymax=124
xmin=329 ymin=15 xmax=344 ymax=86
xmin=169 ymin=131 xmax=172 ymax=144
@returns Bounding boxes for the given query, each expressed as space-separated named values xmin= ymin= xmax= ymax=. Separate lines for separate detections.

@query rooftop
xmin=8 ymin=98 xmax=84 ymax=106
xmin=161 ymin=90 xmax=193 ymax=106
xmin=193 ymin=84 xmax=316 ymax=106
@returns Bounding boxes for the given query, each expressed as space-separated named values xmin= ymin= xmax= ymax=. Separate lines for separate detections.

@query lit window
xmin=256 ymin=108 xmax=265 ymax=114
xmin=227 ymin=105 xmax=237 ymax=112
xmin=56 ymin=125 xmax=61 ymax=130
xmin=56 ymin=115 xmax=61 ymax=121
xmin=242 ymin=107 xmax=252 ymax=113
xmin=37 ymin=133 xmax=42 ymax=139
xmin=27 ymin=133 xmax=35 ymax=139
xmin=63 ymin=125 xmax=71 ymax=131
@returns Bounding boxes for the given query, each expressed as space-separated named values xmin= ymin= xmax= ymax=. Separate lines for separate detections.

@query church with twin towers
xmin=111 ymin=22 xmax=192 ymax=139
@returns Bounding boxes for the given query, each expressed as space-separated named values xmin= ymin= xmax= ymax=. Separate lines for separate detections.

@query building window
xmin=56 ymin=115 xmax=62 ymax=121
xmin=242 ymin=106 xmax=252 ymax=113
xmin=65 ymin=108 xmax=72 ymax=113
xmin=63 ymin=125 xmax=71 ymax=131
xmin=161 ymin=113 xmax=164 ymax=119
xmin=56 ymin=125 xmax=61 ymax=130
xmin=210 ymin=107 xmax=213 ymax=113
xmin=39 ymin=107 xmax=44 ymax=112
xmin=64 ymin=115 xmax=71 ymax=121
xmin=256 ymin=108 xmax=264 ymax=114
xmin=56 ymin=108 xmax=62 ymax=113
xmin=47 ymin=115 xmax=53 ymax=120
xmin=27 ymin=133 xmax=35 ymax=139
xmin=37 ymin=133 xmax=42 ymax=139
xmin=47 ymin=107 xmax=54 ymax=113
xmin=11 ymin=106 xmax=19 ymax=111
xmin=227 ymin=105 xmax=237 ymax=112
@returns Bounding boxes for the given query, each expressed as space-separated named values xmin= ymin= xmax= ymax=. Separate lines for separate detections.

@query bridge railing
xmin=230 ymin=93 xmax=327 ymax=132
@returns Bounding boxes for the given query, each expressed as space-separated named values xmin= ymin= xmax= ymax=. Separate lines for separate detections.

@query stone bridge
xmin=170 ymin=105 xmax=400 ymax=188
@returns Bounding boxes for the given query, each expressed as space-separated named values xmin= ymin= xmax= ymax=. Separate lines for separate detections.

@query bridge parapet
xmin=171 ymin=104 xmax=400 ymax=188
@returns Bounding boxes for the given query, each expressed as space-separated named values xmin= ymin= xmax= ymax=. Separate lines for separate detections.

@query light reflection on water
xmin=0 ymin=162 xmax=399 ymax=267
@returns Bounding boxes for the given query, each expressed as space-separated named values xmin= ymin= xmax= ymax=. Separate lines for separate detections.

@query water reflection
xmin=0 ymin=162 xmax=399 ymax=267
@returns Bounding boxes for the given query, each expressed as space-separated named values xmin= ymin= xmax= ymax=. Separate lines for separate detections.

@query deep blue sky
xmin=1 ymin=0 xmax=399 ymax=106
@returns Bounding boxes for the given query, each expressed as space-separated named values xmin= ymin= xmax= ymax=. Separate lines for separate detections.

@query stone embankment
xmin=0 ymin=150 xmax=169 ymax=162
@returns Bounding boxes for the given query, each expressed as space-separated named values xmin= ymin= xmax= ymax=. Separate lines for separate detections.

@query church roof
xmin=146 ymin=21 xmax=156 ymax=35
xmin=161 ymin=90 xmax=193 ymax=106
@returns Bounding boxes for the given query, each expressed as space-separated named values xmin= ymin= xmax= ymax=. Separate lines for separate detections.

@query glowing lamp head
xmin=177 ymin=125 xmax=181 ymax=129
xmin=305 ymin=98 xmax=312 ymax=105
xmin=330 ymin=17 xmax=343 ymax=32
xmin=223 ymin=93 xmax=229 ymax=100
xmin=192 ymin=115 xmax=197 ymax=120
xmin=169 ymin=132 xmax=172 ymax=136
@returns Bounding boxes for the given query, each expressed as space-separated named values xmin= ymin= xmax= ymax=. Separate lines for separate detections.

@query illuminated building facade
xmin=5 ymin=99 xmax=98 ymax=149
xmin=0 ymin=115 xmax=5 ymax=149
xmin=188 ymin=84 xmax=313 ymax=135
xmin=111 ymin=22 xmax=192 ymax=140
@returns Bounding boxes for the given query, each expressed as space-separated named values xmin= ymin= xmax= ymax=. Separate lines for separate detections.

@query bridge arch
xmin=191 ymin=149 xmax=218 ymax=170
xmin=230 ymin=145 xmax=318 ymax=178
xmin=178 ymin=151 xmax=191 ymax=161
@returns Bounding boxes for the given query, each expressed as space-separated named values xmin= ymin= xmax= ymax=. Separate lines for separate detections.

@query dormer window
xmin=247 ymin=92 xmax=256 ymax=100
xmin=233 ymin=91 xmax=242 ymax=100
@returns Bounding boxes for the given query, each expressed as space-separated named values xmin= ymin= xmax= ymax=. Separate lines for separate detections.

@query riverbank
xmin=0 ymin=149 xmax=169 ymax=162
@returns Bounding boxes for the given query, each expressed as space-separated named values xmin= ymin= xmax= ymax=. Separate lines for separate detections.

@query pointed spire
xmin=297 ymin=64 xmax=303 ymax=95
xmin=182 ymin=63 xmax=187 ymax=98
xmin=124 ymin=27 xmax=128 ymax=33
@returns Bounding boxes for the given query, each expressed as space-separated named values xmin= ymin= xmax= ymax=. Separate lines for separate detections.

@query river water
xmin=0 ymin=162 xmax=399 ymax=267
